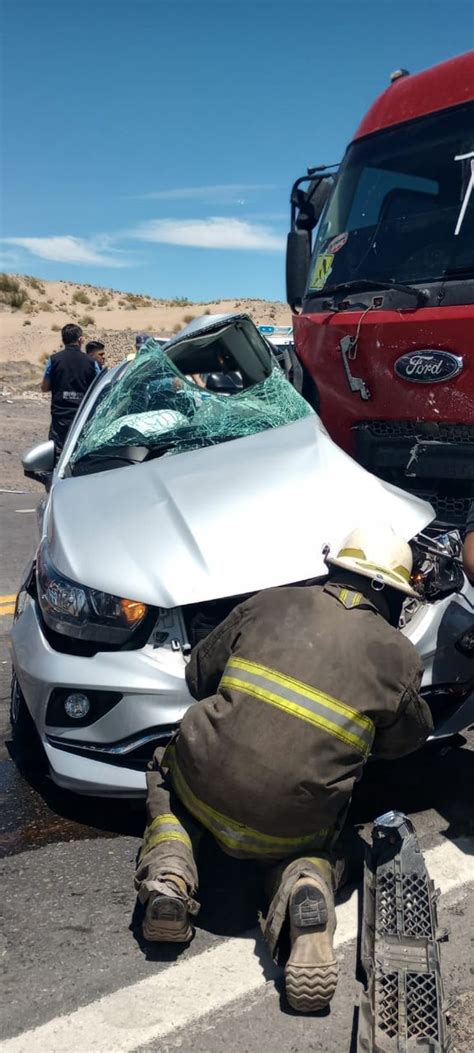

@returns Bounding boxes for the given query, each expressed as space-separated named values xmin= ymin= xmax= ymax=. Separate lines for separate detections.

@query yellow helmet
xmin=326 ymin=525 xmax=417 ymax=597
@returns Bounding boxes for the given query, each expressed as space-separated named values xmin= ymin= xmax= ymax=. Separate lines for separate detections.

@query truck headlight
xmin=36 ymin=539 xmax=148 ymax=643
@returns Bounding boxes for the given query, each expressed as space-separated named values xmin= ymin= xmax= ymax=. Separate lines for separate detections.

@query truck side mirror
xmin=286 ymin=230 xmax=311 ymax=311
xmin=22 ymin=440 xmax=55 ymax=483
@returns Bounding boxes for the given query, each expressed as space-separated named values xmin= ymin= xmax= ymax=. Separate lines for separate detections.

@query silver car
xmin=10 ymin=315 xmax=474 ymax=796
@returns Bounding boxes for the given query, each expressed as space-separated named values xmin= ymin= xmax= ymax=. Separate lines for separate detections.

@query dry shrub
xmin=78 ymin=314 xmax=96 ymax=326
xmin=72 ymin=290 xmax=91 ymax=305
xmin=0 ymin=273 xmax=30 ymax=308
xmin=30 ymin=277 xmax=46 ymax=294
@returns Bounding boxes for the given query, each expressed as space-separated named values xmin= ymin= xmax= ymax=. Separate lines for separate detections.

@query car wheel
xmin=10 ymin=672 xmax=46 ymax=770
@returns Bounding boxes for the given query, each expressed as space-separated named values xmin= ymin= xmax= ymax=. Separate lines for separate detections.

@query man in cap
xmin=135 ymin=525 xmax=432 ymax=1012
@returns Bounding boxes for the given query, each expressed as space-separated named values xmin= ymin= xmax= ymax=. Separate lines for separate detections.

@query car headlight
xmin=36 ymin=539 xmax=148 ymax=643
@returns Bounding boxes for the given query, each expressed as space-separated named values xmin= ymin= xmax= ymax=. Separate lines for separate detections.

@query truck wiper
xmin=309 ymin=279 xmax=426 ymax=306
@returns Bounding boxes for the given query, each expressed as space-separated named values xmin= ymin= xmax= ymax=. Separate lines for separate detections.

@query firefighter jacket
xmin=163 ymin=579 xmax=433 ymax=862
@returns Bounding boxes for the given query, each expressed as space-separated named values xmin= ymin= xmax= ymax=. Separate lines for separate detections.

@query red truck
xmin=286 ymin=51 xmax=474 ymax=528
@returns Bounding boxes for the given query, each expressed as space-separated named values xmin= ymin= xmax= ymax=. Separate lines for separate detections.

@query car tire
xmin=10 ymin=672 xmax=46 ymax=771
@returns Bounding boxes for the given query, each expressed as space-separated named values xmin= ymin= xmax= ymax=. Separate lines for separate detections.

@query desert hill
xmin=0 ymin=273 xmax=291 ymax=396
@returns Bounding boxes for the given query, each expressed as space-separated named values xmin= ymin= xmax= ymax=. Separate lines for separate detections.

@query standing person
xmin=41 ymin=323 xmax=97 ymax=457
xmin=134 ymin=525 xmax=433 ymax=1013
xmin=127 ymin=332 xmax=151 ymax=361
xmin=85 ymin=339 xmax=106 ymax=373
xmin=463 ymin=501 xmax=474 ymax=580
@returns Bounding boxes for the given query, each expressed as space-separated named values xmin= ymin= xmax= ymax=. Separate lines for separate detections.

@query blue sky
xmin=1 ymin=0 xmax=472 ymax=301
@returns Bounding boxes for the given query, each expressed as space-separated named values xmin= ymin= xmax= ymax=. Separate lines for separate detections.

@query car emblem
xmin=394 ymin=350 xmax=463 ymax=383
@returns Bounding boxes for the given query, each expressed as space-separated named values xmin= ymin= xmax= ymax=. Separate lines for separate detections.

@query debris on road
xmin=358 ymin=811 xmax=450 ymax=1051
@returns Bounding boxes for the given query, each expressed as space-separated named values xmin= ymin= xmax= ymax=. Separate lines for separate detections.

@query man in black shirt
xmin=41 ymin=323 xmax=97 ymax=456
xmin=463 ymin=501 xmax=474 ymax=581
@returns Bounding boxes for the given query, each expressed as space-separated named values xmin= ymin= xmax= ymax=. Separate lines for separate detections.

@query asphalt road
xmin=0 ymin=490 xmax=473 ymax=1052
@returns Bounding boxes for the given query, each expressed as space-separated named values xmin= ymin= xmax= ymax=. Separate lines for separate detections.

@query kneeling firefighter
xmin=135 ymin=526 xmax=433 ymax=1012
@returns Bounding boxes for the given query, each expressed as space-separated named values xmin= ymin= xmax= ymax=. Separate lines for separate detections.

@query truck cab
xmin=287 ymin=52 xmax=474 ymax=528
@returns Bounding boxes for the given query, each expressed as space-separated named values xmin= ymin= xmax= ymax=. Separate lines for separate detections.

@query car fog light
xmin=455 ymin=629 xmax=474 ymax=657
xmin=64 ymin=693 xmax=91 ymax=719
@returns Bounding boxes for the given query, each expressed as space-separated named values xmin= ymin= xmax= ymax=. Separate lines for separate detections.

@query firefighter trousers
xmin=134 ymin=750 xmax=345 ymax=958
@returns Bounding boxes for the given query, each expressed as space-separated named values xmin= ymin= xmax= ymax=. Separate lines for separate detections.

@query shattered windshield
xmin=70 ymin=337 xmax=313 ymax=472
xmin=307 ymin=101 xmax=474 ymax=295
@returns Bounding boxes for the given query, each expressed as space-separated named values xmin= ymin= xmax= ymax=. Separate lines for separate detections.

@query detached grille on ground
xmin=357 ymin=811 xmax=450 ymax=1052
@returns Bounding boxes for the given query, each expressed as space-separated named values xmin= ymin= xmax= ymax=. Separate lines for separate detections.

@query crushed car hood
xmin=48 ymin=415 xmax=434 ymax=607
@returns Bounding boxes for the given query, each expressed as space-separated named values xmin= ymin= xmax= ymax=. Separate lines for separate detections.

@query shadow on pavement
xmin=0 ymin=738 xmax=145 ymax=859
xmin=349 ymin=734 xmax=474 ymax=848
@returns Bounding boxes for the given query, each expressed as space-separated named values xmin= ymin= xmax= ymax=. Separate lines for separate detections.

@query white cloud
xmin=131 ymin=217 xmax=285 ymax=252
xmin=1 ymin=236 xmax=128 ymax=267
xmin=0 ymin=249 xmax=21 ymax=269
xmin=139 ymin=183 xmax=278 ymax=202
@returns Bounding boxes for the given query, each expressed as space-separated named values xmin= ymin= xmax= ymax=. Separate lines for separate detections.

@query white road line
xmin=2 ymin=837 xmax=473 ymax=1053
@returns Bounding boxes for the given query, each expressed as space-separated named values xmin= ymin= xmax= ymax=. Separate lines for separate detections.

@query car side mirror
xmin=286 ymin=230 xmax=311 ymax=311
xmin=22 ymin=440 xmax=55 ymax=482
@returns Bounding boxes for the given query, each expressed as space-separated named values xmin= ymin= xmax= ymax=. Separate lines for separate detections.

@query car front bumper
xmin=10 ymin=596 xmax=192 ymax=796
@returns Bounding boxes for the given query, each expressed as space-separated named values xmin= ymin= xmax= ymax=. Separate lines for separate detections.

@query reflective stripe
xmin=393 ymin=564 xmax=411 ymax=582
xmin=141 ymin=812 xmax=192 ymax=855
xmin=221 ymin=657 xmax=374 ymax=757
xmin=358 ymin=560 xmax=411 ymax=584
xmin=168 ymin=748 xmax=330 ymax=858
xmin=337 ymin=588 xmax=362 ymax=609
xmin=337 ymin=549 xmax=411 ymax=584
xmin=141 ymin=831 xmax=192 ymax=856
xmin=146 ymin=813 xmax=182 ymax=832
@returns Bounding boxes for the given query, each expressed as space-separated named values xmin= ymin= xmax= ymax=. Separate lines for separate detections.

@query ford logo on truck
xmin=394 ymin=350 xmax=463 ymax=383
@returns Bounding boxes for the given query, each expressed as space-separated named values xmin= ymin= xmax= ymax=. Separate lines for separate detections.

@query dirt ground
xmin=450 ymin=992 xmax=474 ymax=1052
xmin=0 ymin=397 xmax=49 ymax=492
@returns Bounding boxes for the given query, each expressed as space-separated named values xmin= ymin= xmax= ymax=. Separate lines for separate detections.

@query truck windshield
xmin=307 ymin=101 xmax=474 ymax=296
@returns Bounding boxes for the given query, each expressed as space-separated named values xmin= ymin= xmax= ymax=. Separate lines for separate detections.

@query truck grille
xmin=354 ymin=421 xmax=474 ymax=528
xmin=363 ymin=421 xmax=474 ymax=443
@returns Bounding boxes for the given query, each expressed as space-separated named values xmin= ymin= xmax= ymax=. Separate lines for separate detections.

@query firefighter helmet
xmin=326 ymin=525 xmax=417 ymax=597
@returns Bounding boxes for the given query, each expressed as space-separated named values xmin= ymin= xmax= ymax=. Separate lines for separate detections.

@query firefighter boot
xmin=143 ymin=876 xmax=194 ymax=943
xmin=285 ymin=874 xmax=338 ymax=1012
